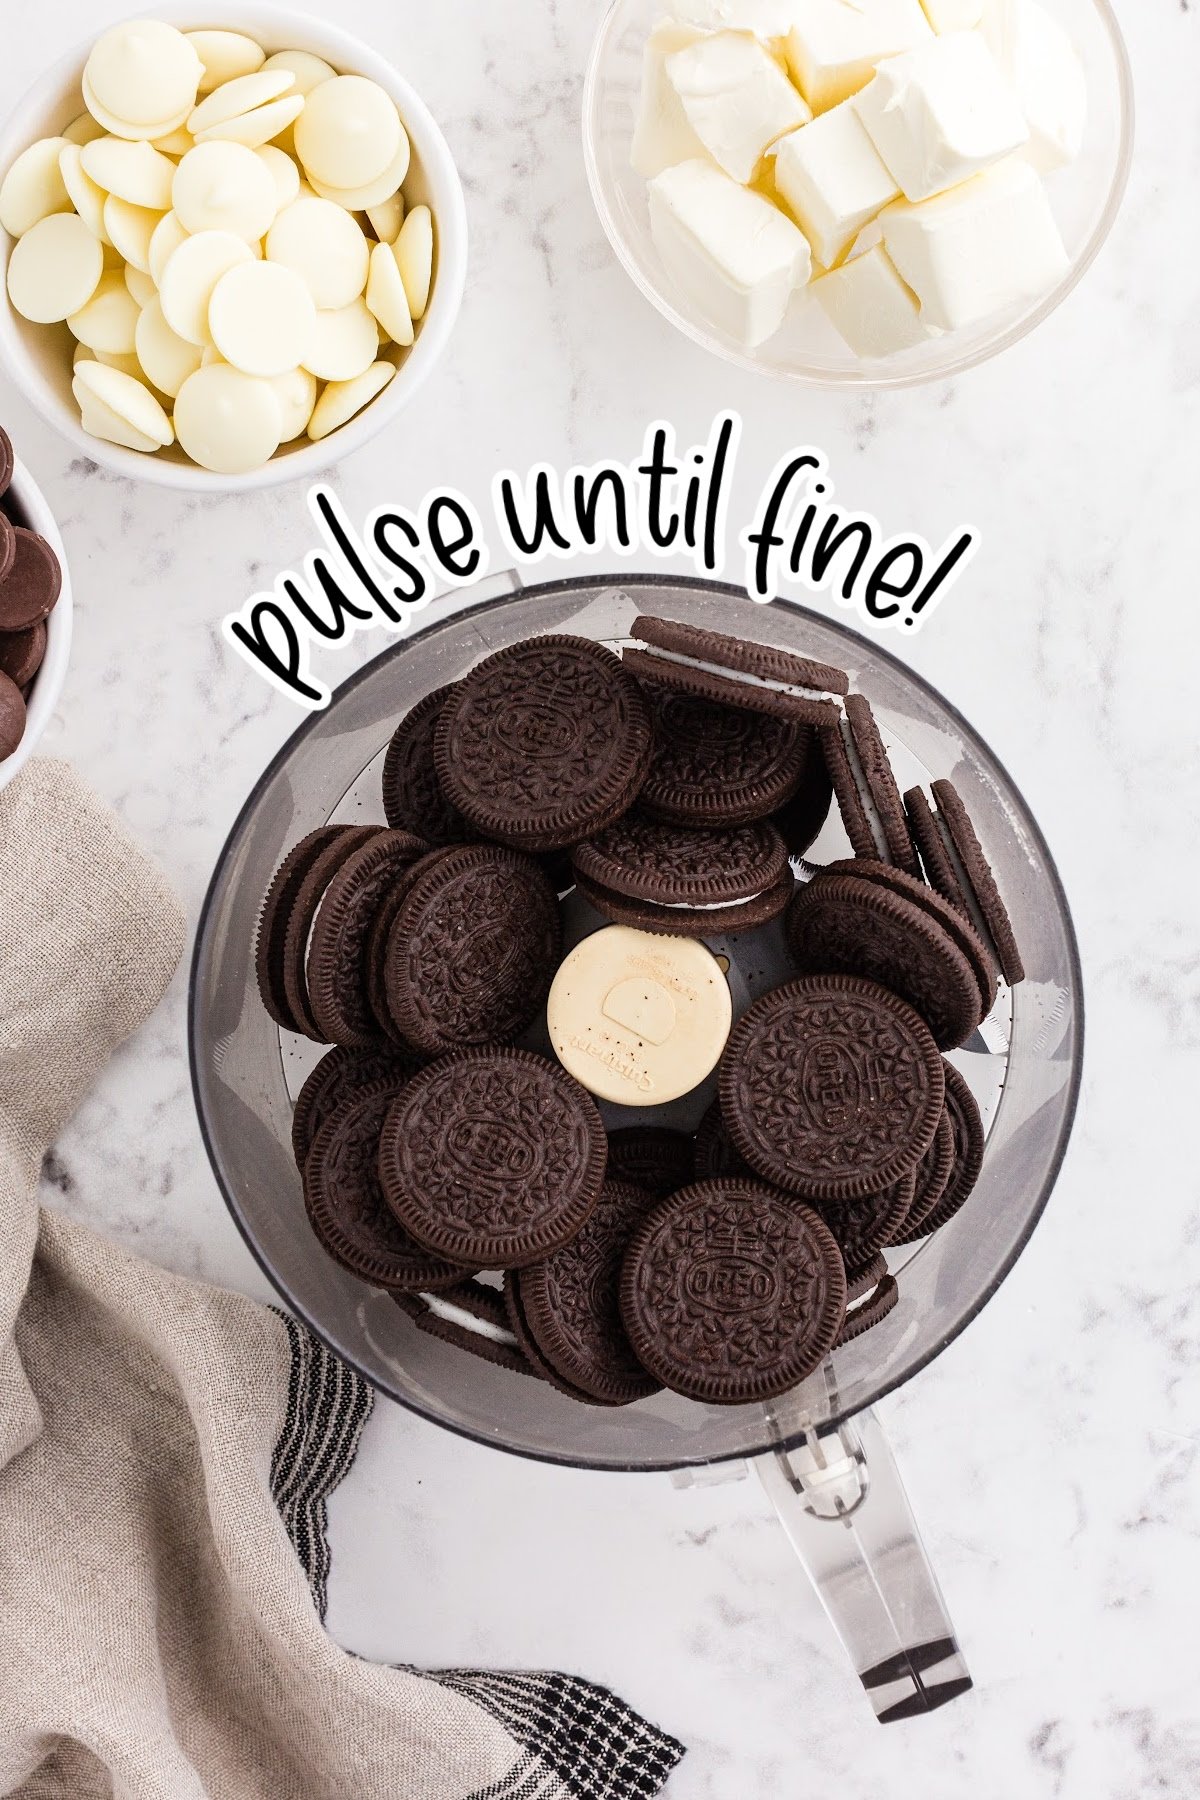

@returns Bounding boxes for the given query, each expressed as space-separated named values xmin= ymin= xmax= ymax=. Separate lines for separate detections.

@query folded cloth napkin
xmin=0 ymin=760 xmax=684 ymax=1800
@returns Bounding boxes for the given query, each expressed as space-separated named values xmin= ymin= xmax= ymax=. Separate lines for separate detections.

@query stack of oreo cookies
xmin=254 ymin=615 xmax=1023 ymax=1409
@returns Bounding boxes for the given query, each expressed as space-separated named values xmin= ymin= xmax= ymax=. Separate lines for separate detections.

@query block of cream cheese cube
xmin=632 ymin=22 xmax=708 ymax=178
xmin=812 ymin=243 xmax=935 ymax=354
xmin=854 ymin=33 xmax=1028 ymax=202
xmin=773 ymin=100 xmax=898 ymax=269
xmin=668 ymin=0 xmax=803 ymax=35
xmin=980 ymin=0 xmax=1087 ymax=171
xmin=785 ymin=0 xmax=932 ymax=113
xmin=881 ymin=157 xmax=1069 ymax=331
xmin=919 ymin=0 xmax=984 ymax=29
xmin=665 ymin=32 xmax=812 ymax=183
xmin=648 ymin=158 xmax=812 ymax=346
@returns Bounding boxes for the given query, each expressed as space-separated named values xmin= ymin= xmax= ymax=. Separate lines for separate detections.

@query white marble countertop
xmin=5 ymin=1 xmax=1200 ymax=1793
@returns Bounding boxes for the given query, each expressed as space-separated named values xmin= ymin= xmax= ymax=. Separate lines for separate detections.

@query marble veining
xmin=3 ymin=1 xmax=1199 ymax=1794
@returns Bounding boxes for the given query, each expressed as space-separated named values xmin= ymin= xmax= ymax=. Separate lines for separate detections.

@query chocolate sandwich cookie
xmin=255 ymin=826 xmax=372 ymax=1033
xmin=573 ymin=813 xmax=792 ymax=938
xmin=392 ymin=1285 xmax=542 ymax=1381
xmin=835 ymin=1275 xmax=899 ymax=1350
xmin=625 ymin=615 xmax=849 ymax=726
xmin=304 ymin=1086 xmax=468 ymax=1292
xmin=692 ymin=1100 xmax=752 ymax=1182
xmin=897 ymin=1107 xmax=956 ymax=1240
xmin=719 ymin=974 xmax=944 ymax=1202
xmin=0 ymin=426 xmax=13 ymax=497
xmin=0 ymin=513 xmax=14 ymax=588
xmin=434 ymin=635 xmax=652 ymax=852
xmin=823 ymin=857 xmax=998 ymax=1020
xmin=787 ymin=871 xmax=983 ymax=1051
xmin=819 ymin=722 xmax=877 ymax=860
xmin=279 ymin=825 xmax=382 ymax=1041
xmin=381 ymin=684 xmax=473 ymax=847
xmin=896 ymin=1063 xmax=985 ymax=1239
xmin=638 ymin=683 xmax=813 ymax=827
xmin=816 ymin=1173 xmax=915 ymax=1270
xmin=378 ymin=1049 xmax=607 ymax=1269
xmin=382 ymin=843 xmax=562 ymax=1056
xmin=930 ymin=781 xmax=1025 ymax=986
xmin=619 ymin=1178 xmax=847 ymax=1405
xmin=306 ymin=830 xmax=429 ymax=1047
xmin=841 ymin=695 xmax=920 ymax=876
xmin=503 ymin=1273 xmax=618 ymax=1402
xmin=846 ymin=1253 xmax=888 ymax=1305
xmin=291 ymin=1045 xmax=420 ymax=1170
xmin=0 ymin=671 xmax=25 ymax=760
xmin=0 ymin=527 xmax=61 ymax=631
xmin=362 ymin=847 xmax=457 ymax=1040
xmin=774 ymin=744 xmax=834 ymax=858
xmin=606 ymin=1127 xmax=695 ymax=1199
xmin=0 ymin=618 xmax=47 ymax=689
xmin=517 ymin=1181 xmax=662 ymax=1404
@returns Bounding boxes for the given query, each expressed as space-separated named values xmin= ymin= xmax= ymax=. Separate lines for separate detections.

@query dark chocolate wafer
xmin=435 ymin=635 xmax=652 ymax=851
xmin=0 ymin=426 xmax=13 ymax=497
xmin=0 ymin=618 xmax=46 ymax=689
xmin=719 ymin=973 xmax=944 ymax=1202
xmin=619 ymin=1178 xmax=847 ymax=1405
xmin=787 ymin=871 xmax=983 ymax=1051
xmin=304 ymin=1086 xmax=468 ymax=1292
xmin=0 ymin=671 xmax=25 ymax=759
xmin=606 ymin=1127 xmax=695 ymax=1199
xmin=381 ymin=684 xmax=473 ymax=846
xmin=383 ymin=843 xmax=561 ymax=1056
xmin=518 ymin=1181 xmax=662 ymax=1404
xmin=0 ymin=528 xmax=61 ymax=631
xmin=638 ymin=683 xmax=812 ymax=827
xmin=378 ymin=1049 xmax=607 ymax=1269
xmin=307 ymin=829 xmax=428 ymax=1047
xmin=0 ymin=513 xmax=14 ymax=588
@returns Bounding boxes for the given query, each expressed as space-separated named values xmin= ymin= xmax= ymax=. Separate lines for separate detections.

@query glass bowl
xmin=190 ymin=576 xmax=1082 ymax=1475
xmin=582 ymin=0 xmax=1133 ymax=388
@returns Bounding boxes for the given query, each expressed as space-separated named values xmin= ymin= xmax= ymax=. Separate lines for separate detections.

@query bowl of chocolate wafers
xmin=191 ymin=576 xmax=1082 ymax=1717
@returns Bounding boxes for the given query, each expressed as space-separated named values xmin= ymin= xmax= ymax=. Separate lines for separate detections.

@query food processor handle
xmin=753 ymin=1408 xmax=972 ymax=1722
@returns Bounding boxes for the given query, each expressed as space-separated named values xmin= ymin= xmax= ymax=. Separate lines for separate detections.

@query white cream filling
xmin=419 ymin=1290 xmax=518 ymax=1348
xmin=626 ymin=640 xmax=845 ymax=709
xmin=659 ymin=890 xmax=765 ymax=910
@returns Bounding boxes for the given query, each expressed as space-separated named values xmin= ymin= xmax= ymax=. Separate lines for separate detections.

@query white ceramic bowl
xmin=0 ymin=4 xmax=468 ymax=490
xmin=584 ymin=0 xmax=1133 ymax=388
xmin=0 ymin=455 xmax=73 ymax=791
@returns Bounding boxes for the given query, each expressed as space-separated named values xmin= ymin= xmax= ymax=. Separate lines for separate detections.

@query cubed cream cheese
xmin=668 ymin=0 xmax=802 ymax=35
xmin=980 ymin=0 xmax=1087 ymax=171
xmin=881 ymin=156 xmax=1070 ymax=331
xmin=854 ymin=33 xmax=1028 ymax=201
xmin=773 ymin=99 xmax=899 ymax=268
xmin=666 ymin=31 xmax=812 ymax=182
xmin=919 ymin=0 xmax=984 ymax=29
xmin=812 ymin=243 xmax=935 ymax=354
xmin=785 ymin=0 xmax=933 ymax=114
xmin=648 ymin=157 xmax=813 ymax=345
xmin=632 ymin=22 xmax=709 ymax=178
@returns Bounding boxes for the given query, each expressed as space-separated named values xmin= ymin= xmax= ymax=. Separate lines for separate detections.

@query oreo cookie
xmin=392 ymin=1284 xmax=542 ymax=1381
xmin=840 ymin=695 xmax=921 ymax=877
xmin=503 ymin=1272 xmax=620 ymax=1403
xmin=304 ymin=1086 xmax=467 ymax=1292
xmin=434 ymin=635 xmax=652 ymax=851
xmin=381 ymin=843 xmax=561 ymax=1056
xmin=378 ymin=1049 xmax=607 ymax=1269
xmin=291 ymin=1045 xmax=419 ymax=1170
xmin=719 ymin=974 xmax=944 ymax=1201
xmin=908 ymin=781 xmax=1025 ymax=987
xmin=516 ymin=1181 xmax=661 ymax=1404
xmin=897 ymin=1107 xmax=956 ymax=1240
xmin=381 ymin=684 xmax=473 ymax=847
xmin=787 ymin=870 xmax=984 ymax=1051
xmin=823 ymin=857 xmax=998 ymax=1022
xmin=638 ymin=683 xmax=813 ymax=827
xmin=619 ymin=1178 xmax=847 ymax=1405
xmin=816 ymin=1174 xmax=915 ymax=1270
xmin=255 ymin=826 xmax=375 ymax=1034
xmin=306 ymin=830 xmax=429 ymax=1047
xmin=606 ymin=1127 xmax=695 ymax=1199
xmin=625 ymin=616 xmax=848 ymax=726
xmin=835 ymin=1274 xmax=899 ymax=1349
xmin=573 ymin=813 xmax=792 ymax=938
xmin=903 ymin=1063 xmax=985 ymax=1237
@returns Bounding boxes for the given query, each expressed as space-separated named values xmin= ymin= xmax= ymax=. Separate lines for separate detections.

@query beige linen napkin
xmin=0 ymin=760 xmax=682 ymax=1800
